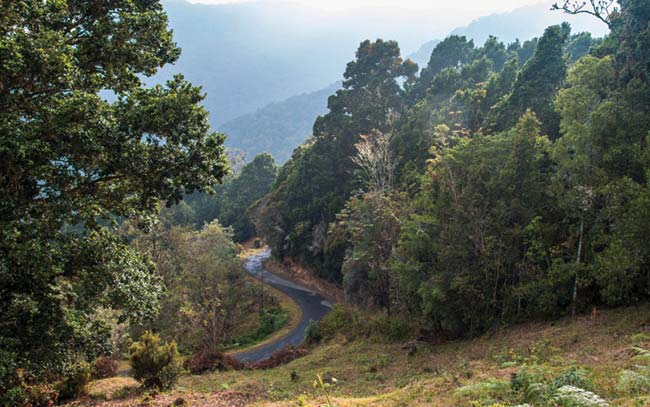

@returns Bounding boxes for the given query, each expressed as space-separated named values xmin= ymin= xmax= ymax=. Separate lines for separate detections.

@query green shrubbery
xmin=304 ymin=320 xmax=323 ymax=345
xmin=56 ymin=362 xmax=91 ymax=401
xmin=0 ymin=367 xmax=58 ymax=407
xmin=308 ymin=305 xmax=415 ymax=343
xmin=224 ymin=308 xmax=289 ymax=350
xmin=129 ymin=331 xmax=183 ymax=390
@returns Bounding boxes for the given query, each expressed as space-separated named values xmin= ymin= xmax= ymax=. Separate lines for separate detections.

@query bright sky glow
xmin=186 ymin=0 xmax=547 ymax=13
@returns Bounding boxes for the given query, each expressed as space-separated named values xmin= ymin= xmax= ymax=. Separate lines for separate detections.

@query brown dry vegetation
xmin=69 ymin=303 xmax=650 ymax=407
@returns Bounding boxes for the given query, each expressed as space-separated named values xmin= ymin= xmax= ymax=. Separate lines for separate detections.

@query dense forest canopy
xmin=2 ymin=0 xmax=650 ymax=404
xmin=252 ymin=0 xmax=650 ymax=336
xmin=0 ymin=0 xmax=229 ymax=401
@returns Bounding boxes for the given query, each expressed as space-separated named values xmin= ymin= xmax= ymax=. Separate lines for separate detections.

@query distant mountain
xmin=408 ymin=40 xmax=441 ymax=68
xmin=450 ymin=2 xmax=609 ymax=46
xmin=153 ymin=0 xmax=474 ymax=126
xmin=221 ymin=82 xmax=340 ymax=163
xmin=165 ymin=1 xmax=610 ymax=162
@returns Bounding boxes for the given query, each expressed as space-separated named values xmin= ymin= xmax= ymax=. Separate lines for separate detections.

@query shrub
xmin=91 ymin=356 xmax=118 ymax=379
xmin=129 ymin=331 xmax=183 ymax=390
xmin=304 ymin=320 xmax=322 ymax=345
xmin=1 ymin=368 xmax=59 ymax=407
xmin=250 ymin=346 xmax=309 ymax=369
xmin=616 ymin=368 xmax=650 ymax=396
xmin=552 ymin=367 xmax=594 ymax=392
xmin=553 ymin=385 xmax=609 ymax=407
xmin=630 ymin=346 xmax=650 ymax=364
xmin=368 ymin=316 xmax=413 ymax=342
xmin=511 ymin=364 xmax=553 ymax=405
xmin=319 ymin=305 xmax=355 ymax=340
xmin=57 ymin=362 xmax=91 ymax=400
xmin=183 ymin=348 xmax=244 ymax=374
xmin=453 ymin=379 xmax=510 ymax=403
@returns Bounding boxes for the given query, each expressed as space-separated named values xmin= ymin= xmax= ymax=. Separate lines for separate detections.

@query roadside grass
xmin=179 ymin=303 xmax=650 ymax=406
xmin=225 ymin=279 xmax=302 ymax=355
xmin=69 ymin=303 xmax=650 ymax=406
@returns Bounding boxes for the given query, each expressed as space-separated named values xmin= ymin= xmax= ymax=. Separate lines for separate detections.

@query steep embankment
xmin=76 ymin=304 xmax=650 ymax=406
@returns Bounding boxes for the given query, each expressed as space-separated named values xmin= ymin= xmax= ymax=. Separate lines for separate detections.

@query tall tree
xmin=254 ymin=39 xmax=416 ymax=280
xmin=493 ymin=25 xmax=569 ymax=138
xmin=0 ymin=0 xmax=228 ymax=390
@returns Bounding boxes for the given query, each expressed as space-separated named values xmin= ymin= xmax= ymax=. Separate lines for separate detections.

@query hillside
xmin=152 ymin=0 xmax=475 ymax=126
xmin=76 ymin=303 xmax=650 ymax=406
xmin=216 ymin=2 xmax=608 ymax=161
xmin=450 ymin=2 xmax=609 ymax=45
xmin=220 ymin=83 xmax=340 ymax=163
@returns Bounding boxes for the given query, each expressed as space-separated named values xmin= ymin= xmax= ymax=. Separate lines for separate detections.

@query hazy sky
xmin=186 ymin=0 xmax=547 ymax=13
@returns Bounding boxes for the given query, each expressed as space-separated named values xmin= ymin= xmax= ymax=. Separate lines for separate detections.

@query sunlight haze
xmin=186 ymin=0 xmax=547 ymax=13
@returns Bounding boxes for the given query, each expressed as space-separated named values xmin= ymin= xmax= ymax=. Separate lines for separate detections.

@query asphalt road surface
xmin=233 ymin=249 xmax=332 ymax=363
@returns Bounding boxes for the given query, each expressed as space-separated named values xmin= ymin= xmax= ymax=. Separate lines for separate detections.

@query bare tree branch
xmin=551 ymin=0 xmax=617 ymax=29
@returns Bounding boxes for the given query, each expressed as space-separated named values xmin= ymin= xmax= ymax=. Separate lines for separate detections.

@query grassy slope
xmin=184 ymin=304 xmax=650 ymax=406
xmin=76 ymin=304 xmax=650 ymax=406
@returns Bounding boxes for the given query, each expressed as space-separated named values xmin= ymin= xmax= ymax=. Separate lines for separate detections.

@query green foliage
xmin=253 ymin=1 xmax=650 ymax=340
xmin=224 ymin=308 xmax=289 ymax=350
xmin=56 ymin=362 xmax=91 ymax=401
xmin=494 ymin=24 xmax=569 ymax=137
xmin=129 ymin=221 xmax=257 ymax=352
xmin=0 ymin=362 xmax=58 ymax=407
xmin=318 ymin=305 xmax=356 ymax=340
xmin=182 ymin=153 xmax=278 ymax=242
xmin=304 ymin=320 xmax=323 ymax=345
xmin=617 ymin=368 xmax=650 ymax=396
xmin=453 ymin=379 xmax=510 ymax=404
xmin=129 ymin=331 xmax=183 ymax=390
xmin=551 ymin=368 xmax=595 ymax=392
xmin=251 ymin=39 xmax=416 ymax=281
xmin=0 ymin=0 xmax=229 ymax=388
xmin=367 ymin=317 xmax=414 ymax=342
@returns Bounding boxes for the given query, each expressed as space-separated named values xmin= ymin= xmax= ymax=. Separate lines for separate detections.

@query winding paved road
xmin=233 ymin=249 xmax=332 ymax=363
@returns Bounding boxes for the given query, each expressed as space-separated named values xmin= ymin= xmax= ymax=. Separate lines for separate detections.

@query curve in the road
xmin=232 ymin=249 xmax=332 ymax=363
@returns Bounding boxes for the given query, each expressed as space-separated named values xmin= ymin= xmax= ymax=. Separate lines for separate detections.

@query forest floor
xmin=70 ymin=303 xmax=650 ymax=407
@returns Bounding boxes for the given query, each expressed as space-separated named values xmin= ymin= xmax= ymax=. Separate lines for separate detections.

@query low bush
xmin=183 ymin=348 xmax=244 ymax=374
xmin=617 ymin=368 xmax=650 ymax=396
xmin=318 ymin=305 xmax=356 ymax=340
xmin=129 ymin=331 xmax=183 ymax=390
xmin=57 ymin=361 xmax=91 ymax=401
xmin=91 ymin=356 xmax=118 ymax=379
xmin=304 ymin=320 xmax=322 ymax=345
xmin=1 ymin=368 xmax=59 ymax=407
xmin=551 ymin=367 xmax=595 ymax=392
xmin=510 ymin=364 xmax=552 ymax=405
xmin=453 ymin=378 xmax=510 ymax=404
xmin=368 ymin=316 xmax=413 ymax=342
xmin=553 ymin=385 xmax=608 ymax=407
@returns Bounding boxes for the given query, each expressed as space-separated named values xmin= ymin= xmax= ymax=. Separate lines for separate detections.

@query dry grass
xmin=70 ymin=304 xmax=650 ymax=406
xmin=186 ymin=303 xmax=650 ymax=406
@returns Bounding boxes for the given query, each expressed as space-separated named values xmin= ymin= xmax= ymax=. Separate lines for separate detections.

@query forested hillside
xmin=220 ymin=83 xmax=339 ymax=163
xmin=153 ymin=0 xmax=475 ymax=126
xmin=252 ymin=0 xmax=650 ymax=336
xmin=211 ymin=3 xmax=607 ymax=163
xmin=2 ymin=1 xmax=650 ymax=406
